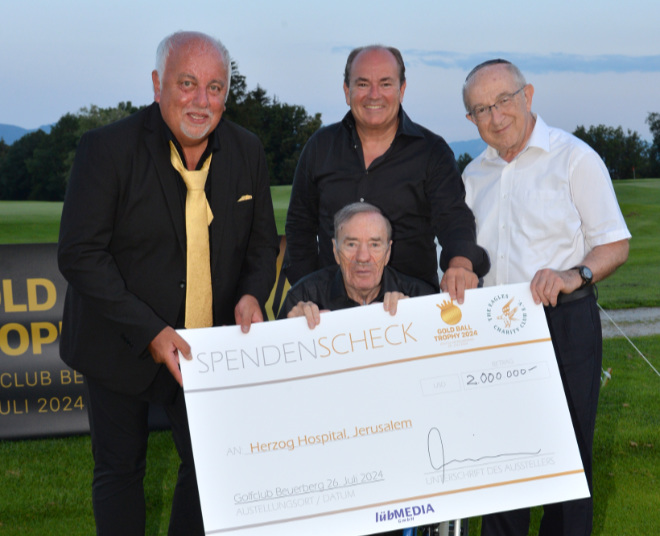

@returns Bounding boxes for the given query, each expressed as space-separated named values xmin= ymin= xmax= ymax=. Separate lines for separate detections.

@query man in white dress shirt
xmin=461 ymin=59 xmax=630 ymax=536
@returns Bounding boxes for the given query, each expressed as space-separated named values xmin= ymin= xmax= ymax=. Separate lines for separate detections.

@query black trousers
xmin=86 ymin=367 xmax=204 ymax=536
xmin=481 ymin=293 xmax=602 ymax=536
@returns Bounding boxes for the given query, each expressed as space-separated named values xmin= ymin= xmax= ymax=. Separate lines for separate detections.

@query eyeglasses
xmin=469 ymin=86 xmax=526 ymax=123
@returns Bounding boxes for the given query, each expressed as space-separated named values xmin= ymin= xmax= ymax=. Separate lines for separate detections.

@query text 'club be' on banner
xmin=1 ymin=238 xmax=290 ymax=440
xmin=0 ymin=244 xmax=88 ymax=439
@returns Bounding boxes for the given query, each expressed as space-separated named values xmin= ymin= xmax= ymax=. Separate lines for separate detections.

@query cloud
xmin=394 ymin=50 xmax=660 ymax=75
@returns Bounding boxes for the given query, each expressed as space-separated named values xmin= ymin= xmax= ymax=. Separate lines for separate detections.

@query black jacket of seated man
xmin=278 ymin=264 xmax=435 ymax=319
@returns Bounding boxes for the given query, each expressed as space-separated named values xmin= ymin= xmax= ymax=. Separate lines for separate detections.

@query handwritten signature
xmin=427 ymin=427 xmax=541 ymax=484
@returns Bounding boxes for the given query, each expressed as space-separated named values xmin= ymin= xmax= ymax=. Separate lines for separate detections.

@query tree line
xmin=573 ymin=113 xmax=660 ymax=179
xmin=1 ymin=68 xmax=658 ymax=200
xmin=456 ymin=113 xmax=660 ymax=177
xmin=0 ymin=63 xmax=322 ymax=201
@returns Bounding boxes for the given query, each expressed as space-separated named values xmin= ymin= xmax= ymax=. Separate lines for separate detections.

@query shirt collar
xmin=328 ymin=265 xmax=397 ymax=308
xmin=526 ymin=114 xmax=550 ymax=153
xmin=159 ymin=108 xmax=221 ymax=170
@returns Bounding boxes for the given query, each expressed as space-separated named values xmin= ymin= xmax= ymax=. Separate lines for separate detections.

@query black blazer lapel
xmin=144 ymin=109 xmax=187 ymax=256
xmin=209 ymin=146 xmax=234 ymax=273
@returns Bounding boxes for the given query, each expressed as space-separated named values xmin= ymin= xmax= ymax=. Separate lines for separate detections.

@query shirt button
xmin=360 ymin=198 xmax=364 ymax=202
xmin=179 ymin=281 xmax=186 ymax=288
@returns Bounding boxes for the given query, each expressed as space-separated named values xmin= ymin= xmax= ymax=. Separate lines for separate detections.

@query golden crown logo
xmin=436 ymin=300 xmax=462 ymax=325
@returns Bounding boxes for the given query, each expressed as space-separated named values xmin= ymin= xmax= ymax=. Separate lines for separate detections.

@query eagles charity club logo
xmin=486 ymin=294 xmax=527 ymax=335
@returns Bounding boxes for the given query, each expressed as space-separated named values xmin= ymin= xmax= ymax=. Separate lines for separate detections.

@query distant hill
xmin=448 ymin=138 xmax=487 ymax=159
xmin=0 ymin=123 xmax=53 ymax=144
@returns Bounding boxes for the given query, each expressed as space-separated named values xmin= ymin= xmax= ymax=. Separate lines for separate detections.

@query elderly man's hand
xmin=530 ymin=268 xmax=581 ymax=307
xmin=383 ymin=291 xmax=408 ymax=315
xmin=234 ymin=294 xmax=264 ymax=333
xmin=288 ymin=301 xmax=329 ymax=329
xmin=148 ymin=326 xmax=191 ymax=387
xmin=440 ymin=256 xmax=478 ymax=304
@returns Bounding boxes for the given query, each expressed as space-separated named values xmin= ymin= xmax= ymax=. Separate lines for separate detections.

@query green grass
xmin=0 ymin=187 xmax=291 ymax=244
xmin=596 ymin=179 xmax=660 ymax=308
xmin=271 ymin=185 xmax=291 ymax=234
xmin=0 ymin=432 xmax=178 ymax=535
xmin=0 ymin=201 xmax=63 ymax=244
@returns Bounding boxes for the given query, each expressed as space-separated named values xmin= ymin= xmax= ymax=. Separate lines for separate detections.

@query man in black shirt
xmin=279 ymin=202 xmax=435 ymax=326
xmin=285 ymin=45 xmax=489 ymax=302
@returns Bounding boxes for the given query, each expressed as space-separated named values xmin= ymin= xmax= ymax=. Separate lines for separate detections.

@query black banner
xmin=0 ymin=244 xmax=88 ymax=439
xmin=0 ymin=239 xmax=290 ymax=440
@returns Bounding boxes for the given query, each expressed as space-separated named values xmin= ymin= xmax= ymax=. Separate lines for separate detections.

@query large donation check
xmin=180 ymin=282 xmax=589 ymax=535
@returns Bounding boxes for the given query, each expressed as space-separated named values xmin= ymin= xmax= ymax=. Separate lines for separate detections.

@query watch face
xmin=580 ymin=266 xmax=593 ymax=282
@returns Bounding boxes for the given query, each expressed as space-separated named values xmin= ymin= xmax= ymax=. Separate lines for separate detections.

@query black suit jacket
xmin=58 ymin=103 xmax=279 ymax=395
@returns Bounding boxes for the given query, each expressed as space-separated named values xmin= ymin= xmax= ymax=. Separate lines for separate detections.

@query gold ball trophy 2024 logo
xmin=437 ymin=300 xmax=462 ymax=325
xmin=486 ymin=294 xmax=528 ymax=335
xmin=434 ymin=300 xmax=478 ymax=342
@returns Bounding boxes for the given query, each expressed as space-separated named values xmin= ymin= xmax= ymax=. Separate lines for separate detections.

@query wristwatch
xmin=572 ymin=265 xmax=593 ymax=289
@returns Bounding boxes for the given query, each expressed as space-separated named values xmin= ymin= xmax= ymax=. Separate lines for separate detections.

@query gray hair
xmin=462 ymin=59 xmax=527 ymax=112
xmin=334 ymin=202 xmax=392 ymax=241
xmin=343 ymin=45 xmax=406 ymax=87
xmin=155 ymin=31 xmax=232 ymax=98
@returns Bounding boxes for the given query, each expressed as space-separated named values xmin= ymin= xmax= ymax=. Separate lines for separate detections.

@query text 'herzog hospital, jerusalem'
xmin=249 ymin=419 xmax=414 ymax=453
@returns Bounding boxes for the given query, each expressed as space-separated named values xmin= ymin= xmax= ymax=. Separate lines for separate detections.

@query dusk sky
xmin=2 ymin=0 xmax=659 ymax=143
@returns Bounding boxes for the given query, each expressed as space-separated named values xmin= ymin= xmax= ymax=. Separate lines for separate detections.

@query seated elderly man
xmin=278 ymin=202 xmax=435 ymax=327
xmin=280 ymin=201 xmax=433 ymax=536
